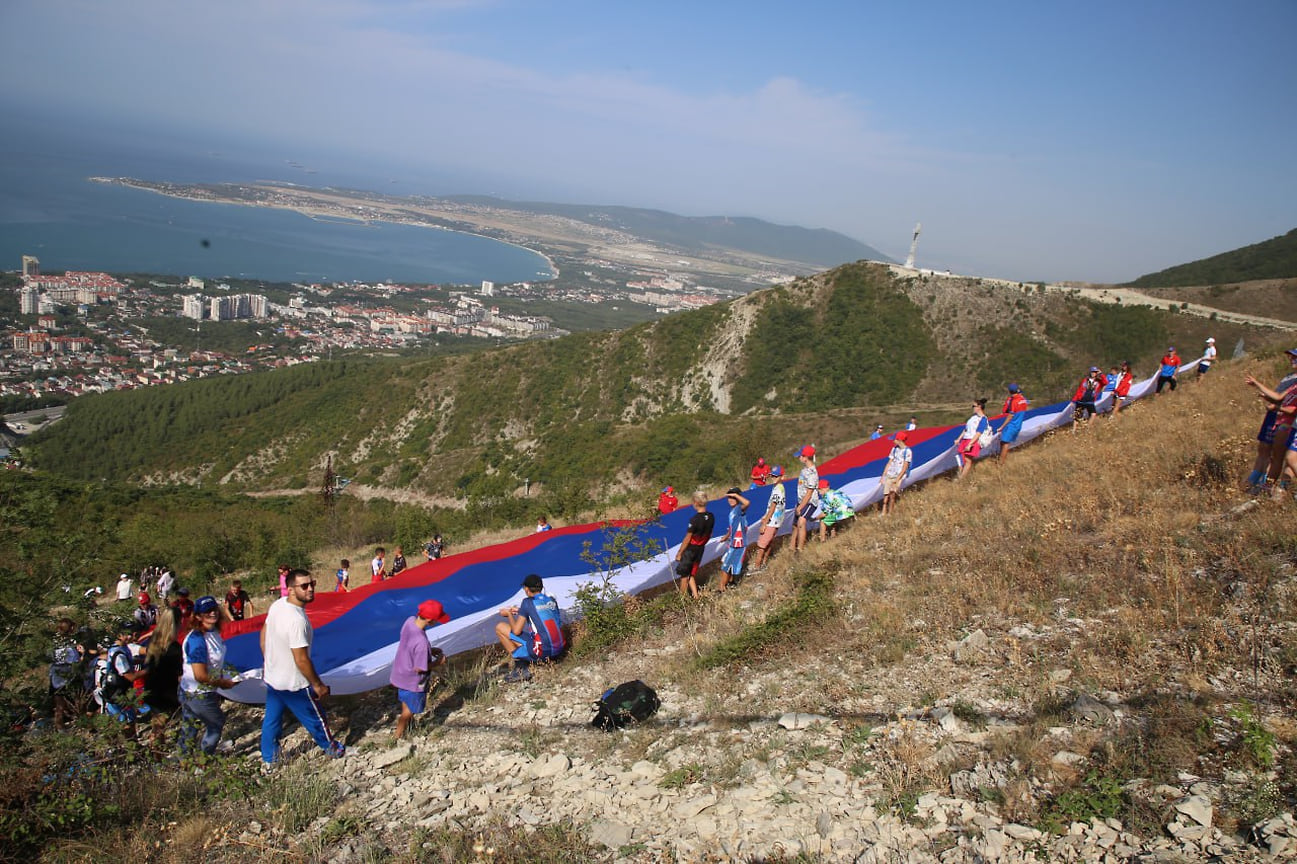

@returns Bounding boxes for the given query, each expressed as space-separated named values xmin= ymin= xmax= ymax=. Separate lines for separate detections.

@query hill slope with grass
xmin=9 ymin=352 xmax=1295 ymax=863
xmin=1128 ymin=228 xmax=1297 ymax=288
xmin=31 ymin=262 xmax=1284 ymax=514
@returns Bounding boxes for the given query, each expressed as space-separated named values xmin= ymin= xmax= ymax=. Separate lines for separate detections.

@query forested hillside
xmin=31 ymin=263 xmax=1271 ymax=510
xmin=1128 ymin=227 xmax=1297 ymax=287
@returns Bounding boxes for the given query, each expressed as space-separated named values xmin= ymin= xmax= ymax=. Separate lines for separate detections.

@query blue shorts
xmin=721 ymin=545 xmax=745 ymax=575
xmin=397 ymin=688 xmax=427 ymax=715
xmin=104 ymin=700 xmax=149 ymax=723
xmin=1288 ymin=426 xmax=1297 ymax=453
xmin=509 ymin=631 xmax=536 ymax=660
xmin=1001 ymin=414 xmax=1025 ymax=445
xmin=1197 ymin=363 xmax=1211 ymax=375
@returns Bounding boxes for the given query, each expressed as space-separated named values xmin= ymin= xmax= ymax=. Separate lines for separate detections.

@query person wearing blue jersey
xmin=719 ymin=488 xmax=751 ymax=591
xmin=495 ymin=574 xmax=565 ymax=683
xmin=178 ymin=595 xmax=236 ymax=757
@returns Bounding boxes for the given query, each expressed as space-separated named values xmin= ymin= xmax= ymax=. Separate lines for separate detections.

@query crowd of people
xmin=43 ymin=341 xmax=1296 ymax=760
xmin=660 ymin=337 xmax=1273 ymax=597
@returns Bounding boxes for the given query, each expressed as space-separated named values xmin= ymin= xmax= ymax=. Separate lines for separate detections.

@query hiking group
xmin=44 ymin=341 xmax=1297 ymax=764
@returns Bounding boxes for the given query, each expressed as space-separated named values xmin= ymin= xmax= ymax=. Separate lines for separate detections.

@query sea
xmin=0 ymin=121 xmax=555 ymax=286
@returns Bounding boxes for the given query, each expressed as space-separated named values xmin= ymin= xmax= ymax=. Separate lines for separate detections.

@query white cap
xmin=1206 ymin=337 xmax=1215 ymax=343
xmin=119 ymin=573 xmax=129 ymax=579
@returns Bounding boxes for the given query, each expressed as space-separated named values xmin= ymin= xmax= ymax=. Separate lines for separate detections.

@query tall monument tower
xmin=904 ymin=223 xmax=921 ymax=270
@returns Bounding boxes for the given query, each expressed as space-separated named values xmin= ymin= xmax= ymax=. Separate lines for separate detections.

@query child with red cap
xmin=390 ymin=598 xmax=450 ymax=739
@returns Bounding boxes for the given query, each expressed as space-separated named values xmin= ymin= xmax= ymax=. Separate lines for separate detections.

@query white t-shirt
xmin=884 ymin=444 xmax=913 ymax=478
xmin=371 ymin=556 xmax=384 ymax=577
xmin=1201 ymin=345 xmax=1217 ymax=367
xmin=181 ymin=629 xmax=227 ymax=694
xmin=262 ymin=597 xmax=313 ymax=691
xmin=115 ymin=576 xmax=133 ymax=601
xmin=960 ymin=415 xmax=984 ymax=440
xmin=766 ymin=482 xmax=787 ymax=529
xmin=156 ymin=570 xmax=175 ymax=599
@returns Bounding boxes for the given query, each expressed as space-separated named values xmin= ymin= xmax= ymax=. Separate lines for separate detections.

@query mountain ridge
xmin=30 ymin=263 xmax=1279 ymax=512
xmin=1127 ymin=227 xmax=1297 ymax=288
xmin=441 ymin=195 xmax=890 ymax=269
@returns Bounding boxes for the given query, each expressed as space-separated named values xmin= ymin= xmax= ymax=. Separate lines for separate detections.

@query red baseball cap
xmin=895 ymin=431 xmax=909 ymax=443
xmin=418 ymin=599 xmax=451 ymax=624
xmin=797 ymin=444 xmax=816 ymax=459
xmin=817 ymin=478 xmax=829 ymax=490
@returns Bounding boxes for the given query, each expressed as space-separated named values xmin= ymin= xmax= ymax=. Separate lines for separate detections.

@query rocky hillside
xmin=36 ymin=350 xmax=1295 ymax=863
xmin=31 ymin=263 xmax=1282 ymax=508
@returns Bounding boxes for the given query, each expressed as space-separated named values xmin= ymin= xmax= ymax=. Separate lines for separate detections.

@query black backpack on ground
xmin=591 ymin=680 xmax=661 ymax=731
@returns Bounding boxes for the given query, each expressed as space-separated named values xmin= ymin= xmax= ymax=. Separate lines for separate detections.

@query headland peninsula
xmin=90 ymin=177 xmax=844 ymax=292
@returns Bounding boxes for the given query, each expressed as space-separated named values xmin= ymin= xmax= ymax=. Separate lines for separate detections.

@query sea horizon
xmin=0 ymin=119 xmax=554 ymax=286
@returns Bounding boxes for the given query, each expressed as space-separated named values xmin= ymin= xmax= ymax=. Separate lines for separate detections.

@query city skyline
xmin=2 ymin=0 xmax=1295 ymax=283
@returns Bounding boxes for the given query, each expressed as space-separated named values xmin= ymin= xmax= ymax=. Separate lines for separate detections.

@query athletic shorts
xmin=756 ymin=524 xmax=779 ymax=549
xmin=508 ymin=631 xmax=538 ymax=660
xmin=1197 ymin=363 xmax=1211 ymax=375
xmin=1258 ymin=410 xmax=1278 ymax=445
xmin=677 ymin=543 xmax=704 ymax=578
xmin=796 ymin=502 xmax=817 ymax=522
xmin=957 ymin=437 xmax=981 ymax=460
xmin=1000 ymin=413 xmax=1025 ymax=445
xmin=881 ymin=474 xmax=904 ymax=495
xmin=1074 ymin=402 xmax=1097 ymax=420
xmin=398 ymin=688 xmax=427 ymax=715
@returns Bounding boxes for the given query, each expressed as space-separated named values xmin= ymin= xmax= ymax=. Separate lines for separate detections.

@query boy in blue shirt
xmin=719 ymin=488 xmax=751 ymax=591
xmin=495 ymin=574 xmax=565 ymax=683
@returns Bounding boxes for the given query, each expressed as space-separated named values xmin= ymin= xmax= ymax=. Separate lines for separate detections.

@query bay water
xmin=0 ymin=122 xmax=554 ymax=285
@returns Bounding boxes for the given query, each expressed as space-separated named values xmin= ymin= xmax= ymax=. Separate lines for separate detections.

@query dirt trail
xmin=1057 ymin=284 xmax=1297 ymax=330
xmin=245 ymin=484 xmax=464 ymax=509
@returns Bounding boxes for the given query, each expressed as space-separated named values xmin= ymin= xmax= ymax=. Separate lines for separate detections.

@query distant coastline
xmin=90 ymin=176 xmax=560 ymax=282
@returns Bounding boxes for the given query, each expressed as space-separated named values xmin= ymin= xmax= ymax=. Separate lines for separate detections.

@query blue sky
xmin=2 ymin=0 xmax=1294 ymax=282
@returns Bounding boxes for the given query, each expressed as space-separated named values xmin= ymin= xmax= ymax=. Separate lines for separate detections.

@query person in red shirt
xmin=1112 ymin=361 xmax=1134 ymax=415
xmin=657 ymin=486 xmax=678 ymax=515
xmin=1072 ymin=367 xmax=1106 ymax=431
xmin=1156 ymin=347 xmax=1182 ymax=394
xmin=749 ymin=458 xmax=770 ymax=488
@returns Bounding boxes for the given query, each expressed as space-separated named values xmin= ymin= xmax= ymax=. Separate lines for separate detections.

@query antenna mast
xmin=904 ymin=222 xmax=922 ymax=269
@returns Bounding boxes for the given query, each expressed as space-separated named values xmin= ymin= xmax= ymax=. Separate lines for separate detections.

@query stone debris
xmin=256 ymin=608 xmax=1294 ymax=864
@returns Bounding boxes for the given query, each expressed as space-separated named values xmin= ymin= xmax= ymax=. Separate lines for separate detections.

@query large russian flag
xmin=221 ymin=366 xmax=1169 ymax=702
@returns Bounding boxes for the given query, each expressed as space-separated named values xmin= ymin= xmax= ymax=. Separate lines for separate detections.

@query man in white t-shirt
xmin=115 ymin=573 xmax=133 ymax=602
xmin=259 ymin=568 xmax=344 ymax=763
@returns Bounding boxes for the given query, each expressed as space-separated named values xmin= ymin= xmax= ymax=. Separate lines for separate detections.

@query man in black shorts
xmin=674 ymin=491 xmax=715 ymax=599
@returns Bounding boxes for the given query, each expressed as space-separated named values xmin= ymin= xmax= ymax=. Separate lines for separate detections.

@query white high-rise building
xmin=182 ymin=294 xmax=206 ymax=320
xmin=20 ymin=286 xmax=40 ymax=315
xmin=480 ymin=280 xmax=495 ymax=297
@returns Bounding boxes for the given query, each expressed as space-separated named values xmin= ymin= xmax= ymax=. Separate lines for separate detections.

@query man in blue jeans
xmin=260 ymin=568 xmax=343 ymax=763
